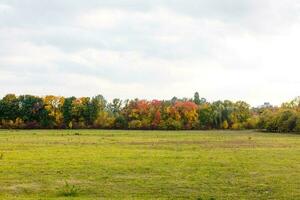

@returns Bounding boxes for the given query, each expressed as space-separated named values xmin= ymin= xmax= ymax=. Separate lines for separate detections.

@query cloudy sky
xmin=1 ymin=0 xmax=300 ymax=106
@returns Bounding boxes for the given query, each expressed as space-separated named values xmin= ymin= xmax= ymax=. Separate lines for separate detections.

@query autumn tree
xmin=43 ymin=95 xmax=64 ymax=127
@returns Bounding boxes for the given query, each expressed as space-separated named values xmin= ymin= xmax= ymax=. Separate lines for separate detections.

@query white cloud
xmin=1 ymin=0 xmax=300 ymax=106
xmin=0 ymin=4 xmax=13 ymax=13
xmin=78 ymin=9 xmax=125 ymax=30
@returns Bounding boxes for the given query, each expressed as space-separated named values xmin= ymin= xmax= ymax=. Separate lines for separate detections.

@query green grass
xmin=0 ymin=130 xmax=299 ymax=199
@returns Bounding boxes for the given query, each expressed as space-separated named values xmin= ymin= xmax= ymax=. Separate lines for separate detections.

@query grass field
xmin=0 ymin=130 xmax=299 ymax=199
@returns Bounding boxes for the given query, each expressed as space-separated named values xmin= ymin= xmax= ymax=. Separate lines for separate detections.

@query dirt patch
xmin=2 ymin=183 xmax=41 ymax=193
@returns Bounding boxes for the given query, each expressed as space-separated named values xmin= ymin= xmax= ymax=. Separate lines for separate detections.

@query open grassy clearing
xmin=0 ymin=130 xmax=299 ymax=199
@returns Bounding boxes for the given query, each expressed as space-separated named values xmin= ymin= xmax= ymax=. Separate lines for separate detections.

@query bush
xmin=0 ymin=118 xmax=25 ymax=129
xmin=93 ymin=111 xmax=115 ymax=128
xmin=114 ymin=115 xmax=127 ymax=129
xmin=128 ymin=120 xmax=142 ymax=129
xmin=293 ymin=116 xmax=300 ymax=133
xmin=222 ymin=120 xmax=229 ymax=129
xmin=258 ymin=109 xmax=300 ymax=133
xmin=276 ymin=110 xmax=297 ymax=132
xmin=243 ymin=116 xmax=259 ymax=129
xmin=141 ymin=119 xmax=151 ymax=129
xmin=231 ymin=123 xmax=243 ymax=130
xmin=157 ymin=118 xmax=182 ymax=130
xmin=165 ymin=118 xmax=183 ymax=130
xmin=24 ymin=121 xmax=40 ymax=129
xmin=58 ymin=181 xmax=80 ymax=197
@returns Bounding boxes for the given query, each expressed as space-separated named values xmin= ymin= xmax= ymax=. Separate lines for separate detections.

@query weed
xmin=58 ymin=181 xmax=80 ymax=197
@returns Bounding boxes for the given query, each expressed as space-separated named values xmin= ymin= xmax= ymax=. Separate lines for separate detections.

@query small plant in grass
xmin=0 ymin=153 xmax=3 ymax=160
xmin=59 ymin=181 xmax=80 ymax=197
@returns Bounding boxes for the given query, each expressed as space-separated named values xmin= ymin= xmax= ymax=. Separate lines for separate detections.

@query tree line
xmin=0 ymin=92 xmax=299 ymax=133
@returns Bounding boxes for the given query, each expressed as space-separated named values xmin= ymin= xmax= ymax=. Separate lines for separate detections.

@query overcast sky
xmin=1 ymin=0 xmax=300 ymax=106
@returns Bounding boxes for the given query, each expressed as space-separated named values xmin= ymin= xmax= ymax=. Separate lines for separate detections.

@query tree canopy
xmin=0 ymin=93 xmax=299 ymax=133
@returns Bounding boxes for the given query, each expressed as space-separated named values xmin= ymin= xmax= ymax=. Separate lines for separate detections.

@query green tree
xmin=194 ymin=92 xmax=201 ymax=105
xmin=18 ymin=95 xmax=49 ymax=128
xmin=62 ymin=97 xmax=76 ymax=128
xmin=198 ymin=103 xmax=214 ymax=129
xmin=0 ymin=94 xmax=19 ymax=122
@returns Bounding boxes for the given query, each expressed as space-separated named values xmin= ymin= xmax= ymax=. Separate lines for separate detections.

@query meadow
xmin=0 ymin=130 xmax=299 ymax=199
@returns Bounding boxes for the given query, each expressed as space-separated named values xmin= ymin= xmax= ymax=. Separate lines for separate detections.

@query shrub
xmin=24 ymin=121 xmax=40 ymax=129
xmin=165 ymin=118 xmax=182 ymax=130
xmin=232 ymin=123 xmax=243 ymax=130
xmin=293 ymin=116 xmax=300 ymax=133
xmin=157 ymin=118 xmax=182 ymax=130
xmin=222 ymin=120 xmax=229 ymax=129
xmin=93 ymin=111 xmax=115 ymax=129
xmin=14 ymin=118 xmax=25 ymax=129
xmin=114 ymin=115 xmax=127 ymax=129
xmin=244 ymin=116 xmax=259 ymax=129
xmin=68 ymin=121 xmax=73 ymax=129
xmin=141 ymin=119 xmax=151 ymax=129
xmin=128 ymin=120 xmax=142 ymax=129
xmin=276 ymin=110 xmax=297 ymax=132
xmin=58 ymin=181 xmax=80 ymax=197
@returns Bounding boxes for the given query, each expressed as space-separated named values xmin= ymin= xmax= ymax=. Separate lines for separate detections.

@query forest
xmin=0 ymin=92 xmax=300 ymax=133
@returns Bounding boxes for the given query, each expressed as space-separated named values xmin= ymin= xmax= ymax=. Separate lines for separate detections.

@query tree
xmin=123 ymin=99 xmax=152 ymax=129
xmin=230 ymin=101 xmax=251 ymax=129
xmin=0 ymin=94 xmax=19 ymax=122
xmin=108 ymin=98 xmax=122 ymax=115
xmin=198 ymin=103 xmax=214 ymax=129
xmin=1 ymin=93 xmax=300 ymax=132
xmin=211 ymin=101 xmax=226 ymax=129
xmin=62 ymin=97 xmax=76 ymax=128
xmin=294 ymin=116 xmax=300 ymax=133
xmin=174 ymin=101 xmax=198 ymax=129
xmin=194 ymin=92 xmax=201 ymax=105
xmin=94 ymin=111 xmax=115 ymax=128
xmin=276 ymin=109 xmax=297 ymax=132
xmin=18 ymin=95 xmax=49 ymax=128
xmin=43 ymin=95 xmax=64 ymax=127
xmin=89 ymin=95 xmax=107 ymax=125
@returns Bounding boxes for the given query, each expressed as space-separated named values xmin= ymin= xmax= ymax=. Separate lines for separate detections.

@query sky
xmin=1 ymin=0 xmax=300 ymax=106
